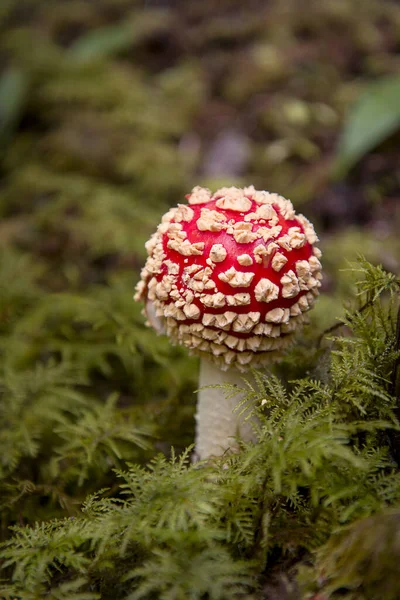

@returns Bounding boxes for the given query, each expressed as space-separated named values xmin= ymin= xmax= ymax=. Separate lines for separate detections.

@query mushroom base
xmin=194 ymin=358 xmax=257 ymax=461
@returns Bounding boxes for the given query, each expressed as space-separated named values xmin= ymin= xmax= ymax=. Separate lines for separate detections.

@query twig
xmin=387 ymin=305 xmax=400 ymax=466
xmin=317 ymin=299 xmax=373 ymax=348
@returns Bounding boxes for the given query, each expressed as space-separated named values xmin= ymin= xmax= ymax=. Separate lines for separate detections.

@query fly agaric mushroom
xmin=134 ymin=186 xmax=322 ymax=460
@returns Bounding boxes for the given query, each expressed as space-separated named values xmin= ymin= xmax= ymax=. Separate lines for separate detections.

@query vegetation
xmin=1 ymin=258 xmax=399 ymax=599
xmin=0 ymin=0 xmax=399 ymax=598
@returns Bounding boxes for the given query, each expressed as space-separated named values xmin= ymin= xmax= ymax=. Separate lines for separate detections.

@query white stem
xmin=195 ymin=358 xmax=257 ymax=461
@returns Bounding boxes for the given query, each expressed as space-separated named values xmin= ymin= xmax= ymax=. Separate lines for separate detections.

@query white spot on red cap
xmin=196 ymin=209 xmax=227 ymax=232
xmin=280 ymin=270 xmax=300 ymax=299
xmin=271 ymin=252 xmax=288 ymax=272
xmin=254 ymin=278 xmax=280 ymax=303
xmin=209 ymin=244 xmax=227 ymax=263
xmin=237 ymin=254 xmax=253 ymax=266
xmin=218 ymin=267 xmax=255 ymax=288
xmin=187 ymin=186 xmax=212 ymax=205
xmin=214 ymin=187 xmax=252 ymax=212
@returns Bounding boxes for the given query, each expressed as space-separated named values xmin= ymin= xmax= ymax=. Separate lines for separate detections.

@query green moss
xmin=0 ymin=0 xmax=399 ymax=597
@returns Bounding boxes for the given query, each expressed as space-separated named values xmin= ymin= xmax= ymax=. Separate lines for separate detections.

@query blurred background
xmin=1 ymin=0 xmax=400 ymax=522
xmin=1 ymin=0 xmax=399 ymax=291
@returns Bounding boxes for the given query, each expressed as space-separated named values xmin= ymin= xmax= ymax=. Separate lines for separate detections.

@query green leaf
xmin=0 ymin=67 xmax=29 ymax=147
xmin=333 ymin=74 xmax=400 ymax=177
xmin=68 ymin=25 xmax=133 ymax=63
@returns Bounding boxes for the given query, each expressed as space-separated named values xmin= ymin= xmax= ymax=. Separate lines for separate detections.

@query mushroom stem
xmin=195 ymin=358 xmax=257 ymax=461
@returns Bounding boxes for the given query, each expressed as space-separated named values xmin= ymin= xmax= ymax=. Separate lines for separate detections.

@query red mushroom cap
xmin=135 ymin=186 xmax=322 ymax=370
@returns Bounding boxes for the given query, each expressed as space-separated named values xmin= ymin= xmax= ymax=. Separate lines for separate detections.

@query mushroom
xmin=134 ymin=186 xmax=322 ymax=460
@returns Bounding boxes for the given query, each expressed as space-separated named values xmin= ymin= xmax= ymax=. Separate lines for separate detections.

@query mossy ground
xmin=0 ymin=1 xmax=400 ymax=598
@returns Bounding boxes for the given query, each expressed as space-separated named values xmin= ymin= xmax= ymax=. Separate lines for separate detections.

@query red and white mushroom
xmin=135 ymin=186 xmax=322 ymax=460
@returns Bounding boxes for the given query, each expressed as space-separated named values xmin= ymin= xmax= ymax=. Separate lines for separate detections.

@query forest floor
xmin=0 ymin=1 xmax=400 ymax=598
